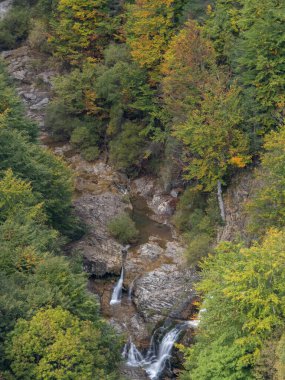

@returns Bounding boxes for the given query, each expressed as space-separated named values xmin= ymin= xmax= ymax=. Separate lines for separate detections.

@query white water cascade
xmin=123 ymin=322 xmax=189 ymax=380
xmin=110 ymin=267 xmax=124 ymax=305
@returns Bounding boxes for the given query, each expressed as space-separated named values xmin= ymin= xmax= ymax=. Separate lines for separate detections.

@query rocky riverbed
xmin=2 ymin=42 xmax=257 ymax=379
xmin=1 ymin=45 xmax=201 ymax=379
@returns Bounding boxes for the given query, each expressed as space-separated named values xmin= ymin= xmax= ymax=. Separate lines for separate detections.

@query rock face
xmin=1 ymin=46 xmax=54 ymax=129
xmin=73 ymin=191 xmax=131 ymax=276
xmin=133 ymin=265 xmax=199 ymax=324
xmin=217 ymin=169 xmax=256 ymax=243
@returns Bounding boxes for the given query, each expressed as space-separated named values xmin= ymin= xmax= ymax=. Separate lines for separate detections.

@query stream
xmin=2 ymin=45 xmax=200 ymax=380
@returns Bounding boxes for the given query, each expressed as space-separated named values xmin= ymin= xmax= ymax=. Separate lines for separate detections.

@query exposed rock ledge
xmin=217 ymin=169 xmax=257 ymax=243
xmin=2 ymin=46 xmax=200 ymax=360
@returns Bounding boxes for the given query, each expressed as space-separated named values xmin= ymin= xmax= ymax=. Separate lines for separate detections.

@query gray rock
xmin=148 ymin=194 xmax=174 ymax=217
xmin=30 ymin=97 xmax=49 ymax=110
xmin=138 ymin=242 xmax=163 ymax=261
xmin=37 ymin=72 xmax=56 ymax=85
xmin=132 ymin=176 xmax=156 ymax=198
xmin=164 ymin=241 xmax=185 ymax=264
xmin=72 ymin=192 xmax=132 ymax=276
xmin=133 ymin=265 xmax=199 ymax=324
xmin=217 ymin=169 xmax=255 ymax=242
xmin=13 ymin=69 xmax=27 ymax=81
xmin=120 ymin=365 xmax=149 ymax=380
xmin=23 ymin=92 xmax=37 ymax=101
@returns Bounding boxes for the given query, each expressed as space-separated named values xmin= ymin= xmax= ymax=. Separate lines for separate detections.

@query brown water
xmin=131 ymin=196 xmax=173 ymax=248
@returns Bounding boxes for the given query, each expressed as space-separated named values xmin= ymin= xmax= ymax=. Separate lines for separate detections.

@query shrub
xmin=109 ymin=122 xmax=146 ymax=175
xmin=108 ymin=213 xmax=139 ymax=244
xmin=184 ymin=232 xmax=213 ymax=264
xmin=0 ymin=7 xmax=31 ymax=50
xmin=45 ymin=101 xmax=75 ymax=140
xmin=173 ymin=188 xmax=221 ymax=263
xmin=81 ymin=146 xmax=100 ymax=162
xmin=28 ymin=19 xmax=50 ymax=53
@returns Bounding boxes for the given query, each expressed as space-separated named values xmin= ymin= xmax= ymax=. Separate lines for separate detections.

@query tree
xmin=0 ymin=63 xmax=37 ymax=140
xmin=107 ymin=213 xmax=138 ymax=244
xmin=205 ymin=0 xmax=243 ymax=64
xmin=0 ymin=128 xmax=73 ymax=233
xmin=49 ymin=0 xmax=114 ymax=65
xmin=247 ymin=125 xmax=285 ymax=237
xmin=180 ymin=229 xmax=285 ymax=379
xmin=46 ymin=45 xmax=156 ymax=165
xmin=109 ymin=122 xmax=148 ymax=174
xmin=235 ymin=0 xmax=285 ymax=133
xmin=95 ymin=44 xmax=155 ymax=137
xmin=125 ymin=0 xmax=176 ymax=78
xmin=173 ymin=78 xmax=250 ymax=218
xmin=162 ymin=19 xmax=216 ymax=123
xmin=6 ymin=307 xmax=120 ymax=380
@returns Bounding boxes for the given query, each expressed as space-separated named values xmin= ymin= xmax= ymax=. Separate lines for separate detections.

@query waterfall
xmin=188 ymin=307 xmax=207 ymax=328
xmin=110 ymin=267 xmax=124 ymax=305
xmin=123 ymin=322 xmax=189 ymax=380
xmin=124 ymin=339 xmax=144 ymax=366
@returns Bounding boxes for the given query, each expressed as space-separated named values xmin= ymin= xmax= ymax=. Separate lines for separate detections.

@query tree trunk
xmin=217 ymin=180 xmax=226 ymax=222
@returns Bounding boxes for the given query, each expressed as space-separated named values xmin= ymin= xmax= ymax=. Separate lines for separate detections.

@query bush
xmin=184 ymin=232 xmax=213 ymax=264
xmin=81 ymin=146 xmax=100 ymax=161
xmin=108 ymin=213 xmax=139 ymax=244
xmin=45 ymin=101 xmax=74 ymax=140
xmin=173 ymin=187 xmax=221 ymax=263
xmin=28 ymin=19 xmax=50 ymax=53
xmin=109 ymin=122 xmax=146 ymax=175
xmin=0 ymin=7 xmax=31 ymax=50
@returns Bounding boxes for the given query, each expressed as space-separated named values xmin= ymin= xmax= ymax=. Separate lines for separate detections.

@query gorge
xmin=1 ymin=43 xmax=202 ymax=380
xmin=1 ymin=1 xmax=283 ymax=379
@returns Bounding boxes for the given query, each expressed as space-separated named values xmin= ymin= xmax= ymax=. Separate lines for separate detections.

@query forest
xmin=0 ymin=0 xmax=284 ymax=379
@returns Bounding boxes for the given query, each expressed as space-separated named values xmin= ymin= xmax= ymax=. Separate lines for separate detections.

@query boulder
xmin=137 ymin=242 xmax=164 ymax=261
xmin=133 ymin=265 xmax=199 ymax=324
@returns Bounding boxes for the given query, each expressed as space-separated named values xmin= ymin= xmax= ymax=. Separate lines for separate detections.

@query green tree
xmin=205 ymin=0 xmax=243 ymax=64
xmin=235 ymin=0 xmax=285 ymax=133
xmin=0 ymin=6 xmax=31 ymax=50
xmin=49 ymin=0 xmax=114 ymax=65
xmin=173 ymin=188 xmax=220 ymax=263
xmin=6 ymin=307 xmax=120 ymax=380
xmin=247 ymin=126 xmax=285 ymax=237
xmin=0 ymin=63 xmax=37 ymax=140
xmin=174 ymin=79 xmax=250 ymax=193
xmin=95 ymin=44 xmax=155 ymax=137
xmin=109 ymin=122 xmax=148 ymax=175
xmin=180 ymin=229 xmax=285 ymax=379
xmin=0 ymin=128 xmax=73 ymax=233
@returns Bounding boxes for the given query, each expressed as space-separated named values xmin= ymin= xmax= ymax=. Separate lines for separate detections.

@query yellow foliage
xmin=125 ymin=0 xmax=175 ymax=72
xmin=229 ymin=156 xmax=247 ymax=168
